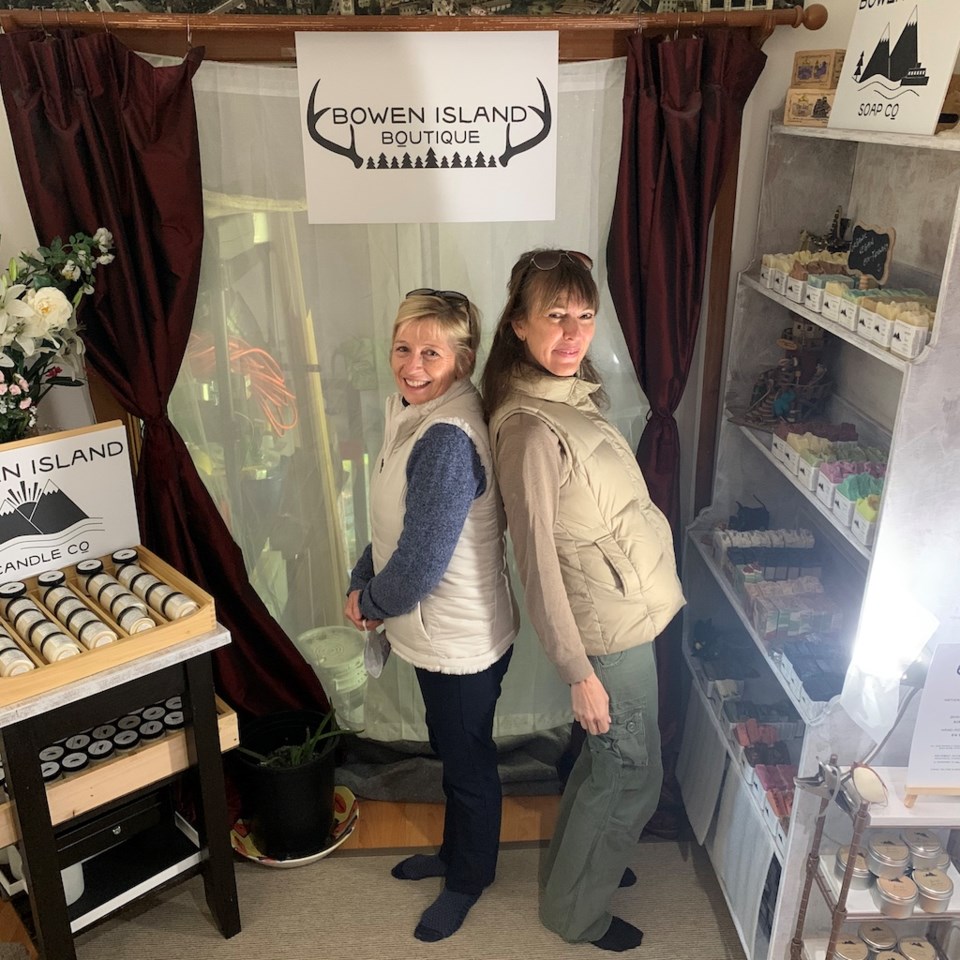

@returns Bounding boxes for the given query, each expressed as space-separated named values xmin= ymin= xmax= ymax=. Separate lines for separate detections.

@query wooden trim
xmin=694 ymin=134 xmax=740 ymax=515
xmin=0 ymin=5 xmax=827 ymax=63
xmin=86 ymin=366 xmax=143 ymax=476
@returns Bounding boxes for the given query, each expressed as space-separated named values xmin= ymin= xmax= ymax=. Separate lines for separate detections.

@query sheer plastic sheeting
xmin=166 ymin=54 xmax=649 ymax=742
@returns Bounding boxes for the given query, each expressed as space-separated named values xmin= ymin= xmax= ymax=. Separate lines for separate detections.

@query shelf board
xmin=803 ymin=938 xmax=948 ymax=960
xmin=681 ymin=643 xmax=786 ymax=865
xmin=861 ymin=767 xmax=960 ymax=827
xmin=818 ymin=852 xmax=960 ymax=921
xmin=687 ymin=532 xmax=826 ymax=725
xmin=741 ymin=273 xmax=909 ymax=372
xmin=735 ymin=423 xmax=872 ymax=564
xmin=771 ymin=122 xmax=960 ymax=153
xmin=0 ymin=698 xmax=238 ymax=849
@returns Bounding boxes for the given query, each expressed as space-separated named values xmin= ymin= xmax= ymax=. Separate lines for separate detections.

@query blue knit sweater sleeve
xmin=358 ymin=423 xmax=485 ymax=620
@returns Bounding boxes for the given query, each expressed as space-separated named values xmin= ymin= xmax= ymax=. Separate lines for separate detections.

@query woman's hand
xmin=571 ymin=674 xmax=610 ymax=735
xmin=344 ymin=590 xmax=364 ymax=630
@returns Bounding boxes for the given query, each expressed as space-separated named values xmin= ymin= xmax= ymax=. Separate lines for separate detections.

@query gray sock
xmin=391 ymin=854 xmax=447 ymax=881
xmin=414 ymin=888 xmax=479 ymax=942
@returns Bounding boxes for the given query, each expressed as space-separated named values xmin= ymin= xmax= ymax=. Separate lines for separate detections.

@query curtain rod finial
xmin=801 ymin=4 xmax=829 ymax=31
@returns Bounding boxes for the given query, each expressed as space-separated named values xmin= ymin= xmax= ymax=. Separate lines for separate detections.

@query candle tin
xmin=901 ymin=829 xmax=943 ymax=870
xmin=112 ymin=729 xmax=141 ymax=752
xmin=835 ymin=936 xmax=869 ymax=960
xmin=867 ymin=835 xmax=910 ymax=879
xmin=898 ymin=938 xmax=937 ymax=960
xmin=873 ymin=875 xmax=918 ymax=918
xmin=858 ymin=922 xmax=897 ymax=954
xmin=837 ymin=845 xmax=874 ymax=890
xmin=874 ymin=953 xmax=903 ymax=960
xmin=912 ymin=867 xmax=953 ymax=913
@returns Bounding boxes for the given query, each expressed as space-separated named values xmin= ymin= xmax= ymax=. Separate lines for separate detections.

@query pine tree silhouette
xmin=475 ymin=152 xmax=486 ymax=168
xmin=390 ymin=156 xmax=400 ymax=169
xmin=488 ymin=155 xmax=497 ymax=168
xmin=401 ymin=153 xmax=413 ymax=169
xmin=366 ymin=157 xmax=376 ymax=169
xmin=854 ymin=51 xmax=864 ymax=83
xmin=451 ymin=152 xmax=462 ymax=168
xmin=464 ymin=156 xmax=473 ymax=168
xmin=377 ymin=153 xmax=389 ymax=169
xmin=425 ymin=147 xmax=439 ymax=169
xmin=440 ymin=156 xmax=449 ymax=168
xmin=414 ymin=156 xmax=424 ymax=169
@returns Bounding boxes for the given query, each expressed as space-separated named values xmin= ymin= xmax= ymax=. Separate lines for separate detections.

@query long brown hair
xmin=480 ymin=249 xmax=606 ymax=419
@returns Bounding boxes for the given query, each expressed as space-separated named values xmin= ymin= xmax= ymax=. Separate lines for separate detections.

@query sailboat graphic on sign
xmin=854 ymin=6 xmax=928 ymax=95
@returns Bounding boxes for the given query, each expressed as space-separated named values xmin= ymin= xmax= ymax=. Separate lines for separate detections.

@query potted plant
xmin=235 ymin=707 xmax=341 ymax=861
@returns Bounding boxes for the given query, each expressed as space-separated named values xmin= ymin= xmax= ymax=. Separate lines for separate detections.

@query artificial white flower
xmin=93 ymin=227 xmax=114 ymax=251
xmin=61 ymin=260 xmax=82 ymax=282
xmin=23 ymin=287 xmax=72 ymax=336
xmin=96 ymin=253 xmax=115 ymax=266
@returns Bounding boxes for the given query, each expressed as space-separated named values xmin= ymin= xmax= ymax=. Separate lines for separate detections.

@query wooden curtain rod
xmin=0 ymin=5 xmax=827 ymax=62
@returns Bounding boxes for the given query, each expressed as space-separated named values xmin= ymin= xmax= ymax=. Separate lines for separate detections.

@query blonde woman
xmin=345 ymin=289 xmax=518 ymax=942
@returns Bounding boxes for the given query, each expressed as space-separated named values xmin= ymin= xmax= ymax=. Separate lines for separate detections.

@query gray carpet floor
xmin=65 ymin=838 xmax=745 ymax=960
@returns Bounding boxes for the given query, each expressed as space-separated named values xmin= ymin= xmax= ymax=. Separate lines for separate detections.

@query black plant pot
xmin=236 ymin=710 xmax=336 ymax=860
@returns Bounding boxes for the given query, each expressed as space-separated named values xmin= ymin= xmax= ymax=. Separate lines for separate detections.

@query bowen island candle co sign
xmin=830 ymin=0 xmax=960 ymax=135
xmin=0 ymin=423 xmax=139 ymax=579
xmin=295 ymin=32 xmax=558 ymax=224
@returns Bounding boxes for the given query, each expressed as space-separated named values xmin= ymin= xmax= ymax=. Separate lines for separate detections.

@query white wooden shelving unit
xmin=679 ymin=116 xmax=960 ymax=960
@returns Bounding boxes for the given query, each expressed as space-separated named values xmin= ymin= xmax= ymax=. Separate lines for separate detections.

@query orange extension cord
xmin=186 ymin=333 xmax=299 ymax=437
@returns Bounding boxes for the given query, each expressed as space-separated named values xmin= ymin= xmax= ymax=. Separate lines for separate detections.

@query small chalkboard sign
xmin=848 ymin=221 xmax=896 ymax=287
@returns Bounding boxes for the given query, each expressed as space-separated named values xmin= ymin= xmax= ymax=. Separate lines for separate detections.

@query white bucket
xmin=295 ymin=627 xmax=367 ymax=731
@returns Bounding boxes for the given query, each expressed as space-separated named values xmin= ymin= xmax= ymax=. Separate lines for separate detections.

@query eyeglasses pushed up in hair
xmin=406 ymin=288 xmax=470 ymax=306
xmin=524 ymin=250 xmax=593 ymax=272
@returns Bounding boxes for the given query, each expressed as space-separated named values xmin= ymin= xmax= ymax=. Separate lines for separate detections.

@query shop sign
xmin=295 ymin=32 xmax=558 ymax=224
xmin=0 ymin=423 xmax=139 ymax=580
xmin=830 ymin=0 xmax=960 ymax=135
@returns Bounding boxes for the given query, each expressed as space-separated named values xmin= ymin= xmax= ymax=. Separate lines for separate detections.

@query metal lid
xmin=111 ymin=548 xmax=139 ymax=566
xmin=869 ymin=835 xmax=910 ymax=866
xmin=36 ymin=571 xmax=66 ymax=587
xmin=912 ymin=867 xmax=953 ymax=900
xmin=40 ymin=761 xmax=60 ymax=783
xmin=901 ymin=829 xmax=943 ymax=856
xmin=75 ymin=559 xmax=104 ymax=575
xmin=835 ymin=937 xmax=869 ymax=960
xmin=61 ymin=751 xmax=89 ymax=773
xmin=0 ymin=582 xmax=26 ymax=598
xmin=838 ymin=845 xmax=871 ymax=877
xmin=876 ymin=875 xmax=918 ymax=903
xmin=899 ymin=937 xmax=937 ymax=960
xmin=875 ymin=953 xmax=904 ymax=960
xmin=858 ymin=922 xmax=897 ymax=952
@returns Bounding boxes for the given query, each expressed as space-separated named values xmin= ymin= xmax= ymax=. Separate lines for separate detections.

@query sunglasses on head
xmin=524 ymin=250 xmax=594 ymax=272
xmin=406 ymin=288 xmax=470 ymax=306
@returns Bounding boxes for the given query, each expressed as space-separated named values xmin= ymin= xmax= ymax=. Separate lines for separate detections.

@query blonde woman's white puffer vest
xmin=490 ymin=373 xmax=685 ymax=655
xmin=370 ymin=378 xmax=518 ymax=674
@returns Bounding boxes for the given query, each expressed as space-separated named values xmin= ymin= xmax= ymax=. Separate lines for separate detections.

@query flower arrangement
xmin=0 ymin=228 xmax=114 ymax=443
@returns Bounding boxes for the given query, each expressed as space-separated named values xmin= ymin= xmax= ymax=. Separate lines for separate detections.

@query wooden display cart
xmin=0 ymin=425 xmax=240 ymax=959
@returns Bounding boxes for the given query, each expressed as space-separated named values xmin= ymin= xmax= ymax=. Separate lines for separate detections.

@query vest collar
xmin=510 ymin=370 xmax=601 ymax=410
xmin=387 ymin=376 xmax=477 ymax=430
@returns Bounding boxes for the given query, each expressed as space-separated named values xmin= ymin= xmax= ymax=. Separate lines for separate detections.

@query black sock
xmin=592 ymin=916 xmax=644 ymax=952
xmin=391 ymin=854 xmax=446 ymax=881
xmin=619 ymin=868 xmax=637 ymax=888
xmin=414 ymin=888 xmax=479 ymax=942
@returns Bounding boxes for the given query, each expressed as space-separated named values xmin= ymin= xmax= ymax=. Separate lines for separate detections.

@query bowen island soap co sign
xmin=830 ymin=0 xmax=960 ymax=135
xmin=295 ymin=32 xmax=558 ymax=224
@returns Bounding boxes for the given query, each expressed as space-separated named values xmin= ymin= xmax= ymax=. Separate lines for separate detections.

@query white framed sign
xmin=295 ymin=32 xmax=558 ymax=224
xmin=907 ymin=642 xmax=960 ymax=797
xmin=830 ymin=0 xmax=960 ymax=135
xmin=0 ymin=422 xmax=139 ymax=580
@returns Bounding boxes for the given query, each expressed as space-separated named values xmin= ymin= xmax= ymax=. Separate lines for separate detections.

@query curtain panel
xmin=0 ymin=29 xmax=327 ymax=718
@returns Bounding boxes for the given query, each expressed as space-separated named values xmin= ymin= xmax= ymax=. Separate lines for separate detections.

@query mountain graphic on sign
xmin=0 ymin=480 xmax=87 ymax=546
xmin=856 ymin=6 xmax=928 ymax=88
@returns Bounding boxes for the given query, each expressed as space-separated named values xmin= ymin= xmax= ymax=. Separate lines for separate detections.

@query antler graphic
xmin=306 ymin=79 xmax=364 ymax=169
xmin=499 ymin=78 xmax=552 ymax=168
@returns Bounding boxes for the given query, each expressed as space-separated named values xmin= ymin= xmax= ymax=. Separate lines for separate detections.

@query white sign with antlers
xmin=295 ymin=32 xmax=558 ymax=224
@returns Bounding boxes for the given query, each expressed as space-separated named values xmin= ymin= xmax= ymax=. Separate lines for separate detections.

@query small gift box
xmin=781 ymin=446 xmax=801 ymax=476
xmin=771 ymin=269 xmax=788 ymax=297
xmin=816 ymin=472 xmax=839 ymax=509
xmin=891 ymin=318 xmax=930 ymax=359
xmin=771 ymin=433 xmax=790 ymax=463
xmin=785 ymin=276 xmax=806 ymax=304
xmin=832 ymin=490 xmax=857 ymax=527
xmin=796 ymin=457 xmax=820 ymax=493
xmin=872 ymin=312 xmax=895 ymax=348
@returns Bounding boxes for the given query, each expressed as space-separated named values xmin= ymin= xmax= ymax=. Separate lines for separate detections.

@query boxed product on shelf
xmin=851 ymin=496 xmax=881 ymax=547
xmin=891 ymin=307 xmax=935 ymax=359
xmin=783 ymin=88 xmax=836 ymax=128
xmin=804 ymin=272 xmax=853 ymax=313
xmin=722 ymin=700 xmax=802 ymax=741
xmin=790 ymin=48 xmax=846 ymax=90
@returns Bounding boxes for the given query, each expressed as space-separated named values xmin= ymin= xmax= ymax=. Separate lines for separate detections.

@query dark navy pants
xmin=415 ymin=645 xmax=513 ymax=896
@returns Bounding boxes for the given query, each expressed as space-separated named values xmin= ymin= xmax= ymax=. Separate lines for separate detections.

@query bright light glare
xmin=851 ymin=590 xmax=939 ymax=681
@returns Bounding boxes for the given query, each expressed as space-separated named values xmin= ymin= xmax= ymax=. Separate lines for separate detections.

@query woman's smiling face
xmin=390 ymin=319 xmax=460 ymax=405
xmin=513 ymin=295 xmax=596 ymax=377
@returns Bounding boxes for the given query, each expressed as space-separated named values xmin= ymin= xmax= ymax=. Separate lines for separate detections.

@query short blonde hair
xmin=393 ymin=292 xmax=481 ymax=379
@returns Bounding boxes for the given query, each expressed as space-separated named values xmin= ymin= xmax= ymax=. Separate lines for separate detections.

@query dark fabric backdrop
xmin=606 ymin=29 xmax=766 ymax=833
xmin=0 ymin=29 xmax=326 ymax=719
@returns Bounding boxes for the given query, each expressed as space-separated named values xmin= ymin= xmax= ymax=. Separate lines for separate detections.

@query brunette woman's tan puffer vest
xmin=490 ymin=373 xmax=685 ymax=654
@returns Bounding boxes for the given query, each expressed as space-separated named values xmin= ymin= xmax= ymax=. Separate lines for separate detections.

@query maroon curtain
xmin=0 ymin=29 xmax=326 ymax=719
xmin=606 ymin=29 xmax=765 ymax=835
